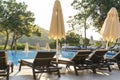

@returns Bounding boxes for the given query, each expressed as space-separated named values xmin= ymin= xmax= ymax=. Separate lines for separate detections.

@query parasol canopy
xmin=100 ymin=7 xmax=120 ymax=49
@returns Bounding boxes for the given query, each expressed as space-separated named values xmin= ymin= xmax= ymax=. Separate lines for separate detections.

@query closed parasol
xmin=100 ymin=7 xmax=120 ymax=49
xmin=49 ymin=0 xmax=65 ymax=62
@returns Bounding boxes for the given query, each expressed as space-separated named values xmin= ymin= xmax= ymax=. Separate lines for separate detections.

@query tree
xmin=67 ymin=0 xmax=92 ymax=48
xmin=71 ymin=0 xmax=120 ymax=32
xmin=0 ymin=0 xmax=41 ymax=50
xmin=59 ymin=31 xmax=81 ymax=46
xmin=0 ymin=0 xmax=12 ymax=49
xmin=69 ymin=0 xmax=120 ymax=48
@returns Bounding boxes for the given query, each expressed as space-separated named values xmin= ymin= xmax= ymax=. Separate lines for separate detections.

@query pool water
xmin=105 ymin=51 xmax=116 ymax=58
xmin=6 ymin=50 xmax=37 ymax=65
xmin=60 ymin=50 xmax=77 ymax=58
xmin=60 ymin=51 xmax=115 ymax=58
xmin=6 ymin=50 xmax=116 ymax=65
xmin=6 ymin=50 xmax=77 ymax=65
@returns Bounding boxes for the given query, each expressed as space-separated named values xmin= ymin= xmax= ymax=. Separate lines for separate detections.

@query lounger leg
xmin=19 ymin=60 xmax=22 ymax=71
xmin=74 ymin=66 xmax=78 ymax=75
xmin=92 ymin=68 xmax=96 ymax=73
xmin=57 ymin=69 xmax=61 ymax=77
xmin=107 ymin=65 xmax=111 ymax=72
xmin=7 ymin=66 xmax=10 ymax=80
xmin=117 ymin=62 xmax=120 ymax=70
xmin=92 ymin=65 xmax=96 ymax=73
xmin=32 ymin=68 xmax=36 ymax=80
xmin=11 ymin=62 xmax=14 ymax=72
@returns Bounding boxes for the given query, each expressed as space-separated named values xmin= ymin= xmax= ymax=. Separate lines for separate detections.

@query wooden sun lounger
xmin=57 ymin=50 xmax=92 ymax=75
xmin=0 ymin=51 xmax=13 ymax=80
xmin=18 ymin=51 xmax=61 ymax=80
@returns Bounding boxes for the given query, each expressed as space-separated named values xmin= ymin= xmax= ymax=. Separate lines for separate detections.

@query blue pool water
xmin=6 ymin=50 xmax=77 ymax=65
xmin=6 ymin=50 xmax=37 ymax=65
xmin=105 ymin=51 xmax=116 ymax=58
xmin=60 ymin=50 xmax=77 ymax=58
xmin=6 ymin=50 xmax=116 ymax=65
xmin=60 ymin=50 xmax=116 ymax=59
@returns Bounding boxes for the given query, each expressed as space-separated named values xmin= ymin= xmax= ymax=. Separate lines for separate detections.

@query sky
xmin=16 ymin=0 xmax=101 ymax=40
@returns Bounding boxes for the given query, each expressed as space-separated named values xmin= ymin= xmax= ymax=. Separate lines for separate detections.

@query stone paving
xmin=0 ymin=65 xmax=120 ymax=80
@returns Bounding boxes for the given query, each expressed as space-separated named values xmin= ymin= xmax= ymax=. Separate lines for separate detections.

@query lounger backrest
xmin=112 ymin=51 xmax=120 ymax=61
xmin=0 ymin=51 xmax=8 ymax=69
xmin=88 ymin=49 xmax=108 ymax=63
xmin=33 ymin=51 xmax=56 ymax=67
xmin=71 ymin=50 xmax=92 ymax=64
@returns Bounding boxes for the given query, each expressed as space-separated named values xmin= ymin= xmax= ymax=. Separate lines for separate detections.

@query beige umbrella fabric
xmin=49 ymin=0 xmax=65 ymax=62
xmin=100 ymin=7 xmax=120 ymax=49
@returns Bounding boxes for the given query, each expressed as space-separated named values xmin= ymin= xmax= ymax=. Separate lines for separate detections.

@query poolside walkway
xmin=1 ymin=65 xmax=120 ymax=80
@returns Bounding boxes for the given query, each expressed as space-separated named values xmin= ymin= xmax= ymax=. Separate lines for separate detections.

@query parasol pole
xmin=106 ymin=41 xmax=109 ymax=50
xmin=56 ymin=39 xmax=58 ymax=62
xmin=56 ymin=6 xmax=59 ymax=63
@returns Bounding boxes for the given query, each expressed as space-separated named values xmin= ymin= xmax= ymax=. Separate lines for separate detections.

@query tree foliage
xmin=59 ymin=31 xmax=81 ymax=46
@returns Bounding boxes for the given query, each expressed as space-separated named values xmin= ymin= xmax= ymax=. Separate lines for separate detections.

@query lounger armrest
xmin=84 ymin=59 xmax=95 ymax=65
xmin=52 ymin=57 xmax=74 ymax=65
xmin=19 ymin=59 xmax=34 ymax=64
xmin=18 ymin=59 xmax=33 ymax=67
xmin=52 ymin=58 xmax=56 ymax=61
xmin=105 ymin=58 xmax=116 ymax=65
xmin=51 ymin=61 xmax=58 ymax=64
xmin=59 ymin=59 xmax=73 ymax=63
xmin=58 ymin=59 xmax=74 ymax=65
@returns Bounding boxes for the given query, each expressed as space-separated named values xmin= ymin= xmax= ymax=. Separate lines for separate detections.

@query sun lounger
xmin=0 ymin=51 xmax=13 ymax=80
xmin=87 ymin=49 xmax=112 ymax=73
xmin=18 ymin=51 xmax=61 ymax=80
xmin=108 ymin=51 xmax=120 ymax=70
xmin=57 ymin=50 xmax=92 ymax=75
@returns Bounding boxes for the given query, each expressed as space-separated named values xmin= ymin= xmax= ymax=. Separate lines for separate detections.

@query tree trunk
xmin=84 ymin=18 xmax=87 ymax=49
xmin=84 ymin=23 xmax=86 ymax=39
xmin=10 ymin=33 xmax=15 ymax=50
xmin=4 ymin=30 xmax=9 ymax=50
xmin=14 ymin=35 xmax=17 ymax=50
xmin=11 ymin=33 xmax=22 ymax=50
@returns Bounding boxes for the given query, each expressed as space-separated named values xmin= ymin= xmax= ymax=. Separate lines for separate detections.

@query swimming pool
xmin=6 ymin=50 xmax=116 ymax=65
xmin=6 ymin=50 xmax=77 ymax=65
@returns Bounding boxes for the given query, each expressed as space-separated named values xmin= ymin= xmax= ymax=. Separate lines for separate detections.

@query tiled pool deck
xmin=1 ymin=64 xmax=120 ymax=80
